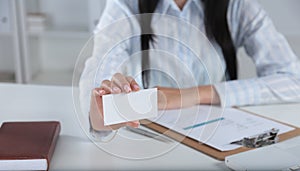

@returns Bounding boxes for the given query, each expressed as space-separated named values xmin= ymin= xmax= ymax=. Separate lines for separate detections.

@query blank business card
xmin=102 ymin=88 xmax=158 ymax=126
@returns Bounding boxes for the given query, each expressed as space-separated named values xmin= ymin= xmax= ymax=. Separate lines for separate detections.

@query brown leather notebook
xmin=0 ymin=121 xmax=61 ymax=171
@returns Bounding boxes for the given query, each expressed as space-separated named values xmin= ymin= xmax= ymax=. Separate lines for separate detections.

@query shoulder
xmin=105 ymin=0 xmax=139 ymax=15
xmin=227 ymin=0 xmax=268 ymax=47
xmin=229 ymin=0 xmax=264 ymax=18
xmin=94 ymin=0 xmax=140 ymax=34
xmin=229 ymin=0 xmax=262 ymax=9
xmin=228 ymin=0 xmax=268 ymax=31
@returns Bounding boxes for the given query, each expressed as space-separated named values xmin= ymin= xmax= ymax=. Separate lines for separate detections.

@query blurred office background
xmin=0 ymin=0 xmax=299 ymax=86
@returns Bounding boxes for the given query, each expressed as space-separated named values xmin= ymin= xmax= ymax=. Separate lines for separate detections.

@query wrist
xmin=196 ymin=85 xmax=220 ymax=105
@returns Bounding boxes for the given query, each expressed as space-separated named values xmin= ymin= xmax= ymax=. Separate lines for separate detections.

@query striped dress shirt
xmin=80 ymin=0 xmax=300 ymax=119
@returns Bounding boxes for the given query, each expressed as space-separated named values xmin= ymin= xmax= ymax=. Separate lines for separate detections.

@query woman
xmin=80 ymin=0 xmax=300 ymax=136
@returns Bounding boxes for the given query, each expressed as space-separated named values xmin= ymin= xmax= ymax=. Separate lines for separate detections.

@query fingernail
xmin=137 ymin=122 xmax=140 ymax=127
xmin=99 ymin=90 xmax=105 ymax=95
xmin=124 ymin=85 xmax=131 ymax=93
xmin=134 ymin=121 xmax=140 ymax=128
xmin=113 ymin=87 xmax=121 ymax=93
xmin=133 ymin=85 xmax=140 ymax=91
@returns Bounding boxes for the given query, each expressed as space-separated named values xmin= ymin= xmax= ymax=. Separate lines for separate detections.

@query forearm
xmin=197 ymin=85 xmax=221 ymax=105
xmin=158 ymin=85 xmax=221 ymax=110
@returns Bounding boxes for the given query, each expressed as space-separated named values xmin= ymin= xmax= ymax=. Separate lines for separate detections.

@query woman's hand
xmin=89 ymin=73 xmax=141 ymax=131
xmin=157 ymin=85 xmax=220 ymax=110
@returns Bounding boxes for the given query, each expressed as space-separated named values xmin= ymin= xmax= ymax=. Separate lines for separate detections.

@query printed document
xmin=151 ymin=105 xmax=294 ymax=151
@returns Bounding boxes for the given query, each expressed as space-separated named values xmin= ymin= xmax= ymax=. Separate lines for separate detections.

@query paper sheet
xmin=152 ymin=105 xmax=294 ymax=151
xmin=103 ymin=88 xmax=157 ymax=126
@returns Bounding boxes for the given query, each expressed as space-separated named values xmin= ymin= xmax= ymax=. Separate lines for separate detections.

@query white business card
xmin=102 ymin=88 xmax=158 ymax=126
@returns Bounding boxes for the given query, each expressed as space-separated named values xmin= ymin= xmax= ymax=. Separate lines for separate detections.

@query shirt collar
xmin=157 ymin=0 xmax=203 ymax=15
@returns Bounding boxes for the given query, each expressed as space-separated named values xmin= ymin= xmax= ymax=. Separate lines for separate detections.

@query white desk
xmin=0 ymin=83 xmax=299 ymax=170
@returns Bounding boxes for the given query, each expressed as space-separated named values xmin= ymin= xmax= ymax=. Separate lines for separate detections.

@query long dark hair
xmin=139 ymin=0 xmax=237 ymax=88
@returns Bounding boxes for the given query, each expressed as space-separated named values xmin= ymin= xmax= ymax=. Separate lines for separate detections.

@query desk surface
xmin=0 ymin=83 xmax=299 ymax=170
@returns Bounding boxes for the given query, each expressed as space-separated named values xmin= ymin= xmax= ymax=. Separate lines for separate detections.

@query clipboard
xmin=140 ymin=108 xmax=300 ymax=161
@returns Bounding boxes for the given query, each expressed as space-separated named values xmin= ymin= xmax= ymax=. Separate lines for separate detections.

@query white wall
xmin=0 ymin=36 xmax=15 ymax=72
xmin=0 ymin=0 xmax=14 ymax=73
xmin=39 ymin=36 xmax=88 ymax=71
xmin=34 ymin=0 xmax=106 ymax=73
xmin=39 ymin=0 xmax=89 ymax=31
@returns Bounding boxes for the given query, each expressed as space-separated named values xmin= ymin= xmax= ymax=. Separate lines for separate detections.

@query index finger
xmin=126 ymin=76 xmax=140 ymax=91
xmin=111 ymin=73 xmax=131 ymax=93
